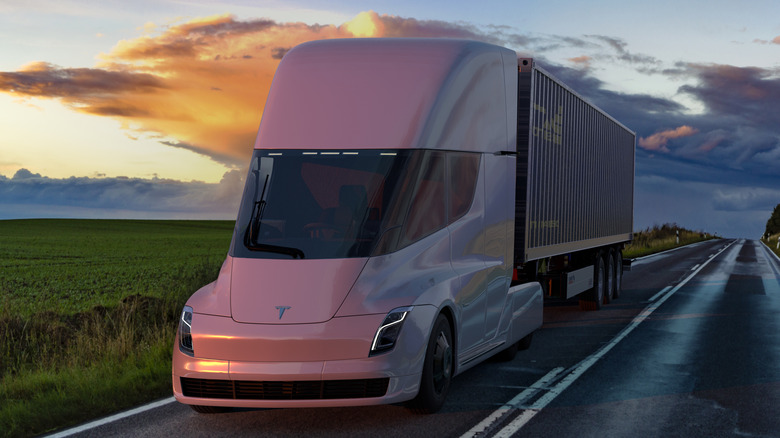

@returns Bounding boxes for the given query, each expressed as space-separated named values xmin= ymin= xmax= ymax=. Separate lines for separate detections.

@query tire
xmin=613 ymin=250 xmax=623 ymax=299
xmin=190 ymin=405 xmax=231 ymax=414
xmin=579 ymin=252 xmax=605 ymax=311
xmin=604 ymin=251 xmax=615 ymax=304
xmin=407 ymin=314 xmax=453 ymax=414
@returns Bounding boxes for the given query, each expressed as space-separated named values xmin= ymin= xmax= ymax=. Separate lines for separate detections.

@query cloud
xmin=753 ymin=36 xmax=780 ymax=45
xmin=638 ymin=126 xmax=699 ymax=153
xmin=0 ymin=168 xmax=243 ymax=218
xmin=678 ymin=63 xmax=780 ymax=126
xmin=712 ymin=186 xmax=780 ymax=212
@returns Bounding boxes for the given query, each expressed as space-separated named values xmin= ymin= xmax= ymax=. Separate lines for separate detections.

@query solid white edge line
xmin=647 ymin=286 xmax=672 ymax=303
xmin=460 ymin=367 xmax=564 ymax=438
xmin=491 ymin=239 xmax=736 ymax=437
xmin=45 ymin=397 xmax=176 ymax=437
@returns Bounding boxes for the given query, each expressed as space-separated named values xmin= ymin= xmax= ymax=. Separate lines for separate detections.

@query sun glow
xmin=344 ymin=11 xmax=382 ymax=37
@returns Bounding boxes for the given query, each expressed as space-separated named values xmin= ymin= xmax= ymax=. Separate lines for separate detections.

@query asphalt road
xmin=56 ymin=238 xmax=780 ymax=437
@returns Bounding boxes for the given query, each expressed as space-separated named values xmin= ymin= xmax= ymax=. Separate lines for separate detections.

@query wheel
xmin=407 ymin=314 xmax=453 ymax=414
xmin=604 ymin=251 xmax=615 ymax=304
xmin=613 ymin=250 xmax=623 ymax=299
xmin=190 ymin=405 xmax=231 ymax=414
xmin=579 ymin=252 xmax=605 ymax=311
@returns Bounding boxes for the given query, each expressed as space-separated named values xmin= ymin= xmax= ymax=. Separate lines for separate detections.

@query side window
xmin=447 ymin=152 xmax=480 ymax=223
xmin=401 ymin=151 xmax=446 ymax=245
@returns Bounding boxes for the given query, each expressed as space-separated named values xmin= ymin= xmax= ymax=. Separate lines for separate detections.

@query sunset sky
xmin=1 ymin=0 xmax=779 ymax=237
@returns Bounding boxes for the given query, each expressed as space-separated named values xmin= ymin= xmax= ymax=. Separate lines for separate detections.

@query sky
xmin=1 ymin=0 xmax=779 ymax=237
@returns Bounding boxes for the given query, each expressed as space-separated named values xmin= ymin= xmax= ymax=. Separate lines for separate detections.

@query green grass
xmin=0 ymin=219 xmax=234 ymax=437
xmin=624 ymin=224 xmax=717 ymax=259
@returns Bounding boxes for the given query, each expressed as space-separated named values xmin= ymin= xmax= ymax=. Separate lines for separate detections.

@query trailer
xmin=172 ymin=38 xmax=636 ymax=414
xmin=514 ymin=59 xmax=635 ymax=309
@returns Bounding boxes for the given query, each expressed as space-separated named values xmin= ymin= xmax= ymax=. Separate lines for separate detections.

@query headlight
xmin=179 ymin=306 xmax=194 ymax=356
xmin=370 ymin=306 xmax=413 ymax=356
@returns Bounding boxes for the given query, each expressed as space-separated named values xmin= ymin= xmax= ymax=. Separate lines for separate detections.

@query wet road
xmin=517 ymin=239 xmax=780 ymax=437
xmin=57 ymin=239 xmax=780 ymax=437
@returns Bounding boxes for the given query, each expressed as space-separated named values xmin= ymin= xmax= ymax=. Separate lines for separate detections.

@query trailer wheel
xmin=604 ymin=251 xmax=615 ymax=304
xmin=579 ymin=252 xmax=605 ymax=311
xmin=613 ymin=250 xmax=623 ymax=299
xmin=407 ymin=314 xmax=453 ymax=414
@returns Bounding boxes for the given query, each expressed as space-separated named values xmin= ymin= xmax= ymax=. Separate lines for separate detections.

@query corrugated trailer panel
xmin=515 ymin=60 xmax=635 ymax=264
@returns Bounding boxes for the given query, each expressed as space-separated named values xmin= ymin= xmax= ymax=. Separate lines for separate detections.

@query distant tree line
xmin=766 ymin=204 xmax=780 ymax=237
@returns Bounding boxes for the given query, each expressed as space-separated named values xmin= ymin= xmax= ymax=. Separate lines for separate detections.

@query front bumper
xmin=172 ymin=305 xmax=436 ymax=408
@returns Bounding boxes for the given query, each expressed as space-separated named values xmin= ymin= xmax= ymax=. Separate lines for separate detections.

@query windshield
xmin=231 ymin=149 xmax=414 ymax=259
xmin=230 ymin=149 xmax=481 ymax=260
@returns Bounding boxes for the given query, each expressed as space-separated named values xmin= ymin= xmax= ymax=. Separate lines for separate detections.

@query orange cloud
xmin=568 ymin=55 xmax=592 ymax=69
xmin=638 ymin=125 xmax=699 ymax=153
xmin=0 ymin=11 xmax=489 ymax=166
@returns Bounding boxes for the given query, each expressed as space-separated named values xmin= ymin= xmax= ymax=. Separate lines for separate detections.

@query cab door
xmin=447 ymin=152 xmax=488 ymax=352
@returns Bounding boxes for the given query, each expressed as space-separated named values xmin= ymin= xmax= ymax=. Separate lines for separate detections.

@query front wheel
xmin=407 ymin=314 xmax=453 ymax=414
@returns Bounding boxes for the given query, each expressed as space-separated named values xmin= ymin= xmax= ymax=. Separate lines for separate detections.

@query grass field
xmin=0 ymin=219 xmax=234 ymax=437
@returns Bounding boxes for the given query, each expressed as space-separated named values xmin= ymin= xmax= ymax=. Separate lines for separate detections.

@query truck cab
xmin=172 ymin=38 xmax=544 ymax=414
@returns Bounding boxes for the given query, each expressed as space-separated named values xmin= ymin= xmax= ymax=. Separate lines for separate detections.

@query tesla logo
xmin=275 ymin=306 xmax=291 ymax=320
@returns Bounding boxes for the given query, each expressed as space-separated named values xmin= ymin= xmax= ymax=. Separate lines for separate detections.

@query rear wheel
xmin=580 ymin=252 xmax=605 ymax=311
xmin=407 ymin=314 xmax=453 ymax=414
xmin=604 ymin=250 xmax=615 ymax=304
xmin=613 ymin=250 xmax=623 ymax=299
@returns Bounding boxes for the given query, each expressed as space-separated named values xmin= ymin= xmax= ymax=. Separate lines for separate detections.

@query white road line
xmin=691 ymin=264 xmax=700 ymax=271
xmin=460 ymin=367 xmax=564 ymax=438
xmin=647 ymin=286 xmax=672 ymax=302
xmin=45 ymin=397 xmax=176 ymax=437
xmin=488 ymin=240 xmax=736 ymax=437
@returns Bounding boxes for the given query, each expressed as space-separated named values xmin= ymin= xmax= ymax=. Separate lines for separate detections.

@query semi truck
xmin=173 ymin=38 xmax=635 ymax=414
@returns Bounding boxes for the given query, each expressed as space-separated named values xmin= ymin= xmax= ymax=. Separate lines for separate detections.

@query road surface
xmin=55 ymin=239 xmax=780 ymax=437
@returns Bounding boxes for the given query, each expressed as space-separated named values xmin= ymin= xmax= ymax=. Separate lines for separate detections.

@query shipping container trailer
xmin=513 ymin=59 xmax=635 ymax=309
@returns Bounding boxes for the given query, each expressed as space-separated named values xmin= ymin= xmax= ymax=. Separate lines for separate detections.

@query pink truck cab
xmin=172 ymin=38 xmax=547 ymax=414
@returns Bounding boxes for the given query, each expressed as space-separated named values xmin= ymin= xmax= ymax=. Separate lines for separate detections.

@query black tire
xmin=604 ymin=250 xmax=615 ymax=304
xmin=407 ymin=314 xmax=453 ymax=414
xmin=613 ymin=250 xmax=623 ymax=299
xmin=580 ymin=252 xmax=605 ymax=311
xmin=190 ymin=405 xmax=231 ymax=414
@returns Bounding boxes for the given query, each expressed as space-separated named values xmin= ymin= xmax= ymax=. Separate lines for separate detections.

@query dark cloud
xmin=585 ymin=34 xmax=660 ymax=67
xmin=0 ymin=63 xmax=166 ymax=99
xmin=158 ymin=141 xmax=245 ymax=167
xmin=270 ymin=47 xmax=291 ymax=60
xmin=678 ymin=63 xmax=780 ymax=126
xmin=0 ymin=169 xmax=243 ymax=218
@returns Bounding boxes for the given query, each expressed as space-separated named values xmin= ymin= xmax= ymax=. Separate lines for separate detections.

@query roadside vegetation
xmin=0 ymin=219 xmax=233 ymax=437
xmin=761 ymin=203 xmax=780 ymax=257
xmin=623 ymin=223 xmax=717 ymax=259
